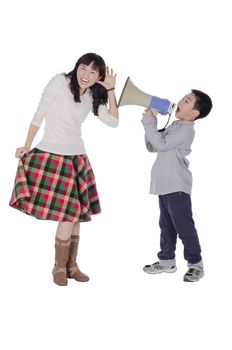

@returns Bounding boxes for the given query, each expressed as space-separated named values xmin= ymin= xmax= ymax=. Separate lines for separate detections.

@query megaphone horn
xmin=118 ymin=77 xmax=176 ymax=115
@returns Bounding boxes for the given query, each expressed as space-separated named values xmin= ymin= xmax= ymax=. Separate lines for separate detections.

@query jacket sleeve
xmin=31 ymin=74 xmax=65 ymax=127
xmin=143 ymin=115 xmax=194 ymax=151
xmin=96 ymin=104 xmax=119 ymax=128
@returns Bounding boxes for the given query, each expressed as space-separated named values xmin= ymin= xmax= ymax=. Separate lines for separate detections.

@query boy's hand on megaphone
xmin=143 ymin=108 xmax=159 ymax=117
xmin=141 ymin=108 xmax=158 ymax=126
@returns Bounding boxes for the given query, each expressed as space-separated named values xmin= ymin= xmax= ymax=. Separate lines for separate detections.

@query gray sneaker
xmin=143 ymin=261 xmax=177 ymax=274
xmin=183 ymin=267 xmax=204 ymax=282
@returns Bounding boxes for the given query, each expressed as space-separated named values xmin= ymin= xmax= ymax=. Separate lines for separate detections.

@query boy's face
xmin=175 ymin=93 xmax=200 ymax=121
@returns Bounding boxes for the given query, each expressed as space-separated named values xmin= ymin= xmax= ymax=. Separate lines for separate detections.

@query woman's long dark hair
xmin=65 ymin=53 xmax=108 ymax=116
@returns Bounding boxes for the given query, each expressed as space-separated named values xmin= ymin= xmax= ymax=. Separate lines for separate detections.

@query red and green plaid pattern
xmin=9 ymin=148 xmax=101 ymax=222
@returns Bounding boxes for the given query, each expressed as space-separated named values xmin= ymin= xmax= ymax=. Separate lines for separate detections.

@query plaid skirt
xmin=9 ymin=148 xmax=101 ymax=222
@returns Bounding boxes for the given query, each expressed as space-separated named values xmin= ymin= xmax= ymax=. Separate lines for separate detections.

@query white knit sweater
xmin=31 ymin=74 xmax=118 ymax=155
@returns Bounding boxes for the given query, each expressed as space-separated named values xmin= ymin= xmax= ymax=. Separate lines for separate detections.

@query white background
xmin=1 ymin=0 xmax=232 ymax=349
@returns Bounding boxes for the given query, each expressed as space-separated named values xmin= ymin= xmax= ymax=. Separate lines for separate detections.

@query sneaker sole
xmin=143 ymin=266 xmax=177 ymax=274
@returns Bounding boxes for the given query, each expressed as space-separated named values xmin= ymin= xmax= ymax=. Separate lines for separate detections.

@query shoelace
xmin=151 ymin=262 xmax=166 ymax=270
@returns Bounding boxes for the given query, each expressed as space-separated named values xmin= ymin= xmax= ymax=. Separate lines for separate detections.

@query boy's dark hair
xmin=192 ymin=89 xmax=213 ymax=119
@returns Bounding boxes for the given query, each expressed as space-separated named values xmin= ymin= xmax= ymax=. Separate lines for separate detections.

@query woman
xmin=9 ymin=53 xmax=119 ymax=286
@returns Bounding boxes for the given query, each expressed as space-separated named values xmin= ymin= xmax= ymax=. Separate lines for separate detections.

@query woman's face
xmin=76 ymin=62 xmax=100 ymax=93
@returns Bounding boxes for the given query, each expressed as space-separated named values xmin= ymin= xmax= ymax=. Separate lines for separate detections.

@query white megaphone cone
xmin=118 ymin=77 xmax=176 ymax=115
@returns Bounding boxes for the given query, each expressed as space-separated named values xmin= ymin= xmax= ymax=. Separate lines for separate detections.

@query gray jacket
xmin=143 ymin=116 xmax=195 ymax=195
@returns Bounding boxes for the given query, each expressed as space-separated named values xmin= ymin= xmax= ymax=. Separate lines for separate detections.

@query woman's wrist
xmin=106 ymin=87 xmax=115 ymax=92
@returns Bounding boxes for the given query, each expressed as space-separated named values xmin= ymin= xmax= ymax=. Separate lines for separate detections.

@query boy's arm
xmin=142 ymin=108 xmax=158 ymax=152
xmin=142 ymin=114 xmax=192 ymax=151
xmin=145 ymin=135 xmax=157 ymax=152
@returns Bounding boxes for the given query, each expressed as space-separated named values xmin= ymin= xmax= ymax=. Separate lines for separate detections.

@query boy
xmin=142 ymin=90 xmax=212 ymax=282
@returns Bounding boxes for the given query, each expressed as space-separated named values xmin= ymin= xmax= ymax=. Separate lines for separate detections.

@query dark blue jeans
xmin=157 ymin=192 xmax=202 ymax=264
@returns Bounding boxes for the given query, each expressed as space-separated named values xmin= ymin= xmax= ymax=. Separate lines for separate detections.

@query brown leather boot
xmin=52 ymin=237 xmax=71 ymax=286
xmin=67 ymin=235 xmax=89 ymax=282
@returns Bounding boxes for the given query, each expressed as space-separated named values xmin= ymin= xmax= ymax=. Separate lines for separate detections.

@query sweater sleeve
xmin=143 ymin=115 xmax=194 ymax=151
xmin=31 ymin=74 xmax=65 ymax=127
xmin=96 ymin=104 xmax=119 ymax=128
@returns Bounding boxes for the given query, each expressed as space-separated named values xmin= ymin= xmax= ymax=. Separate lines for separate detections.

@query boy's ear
xmin=191 ymin=109 xmax=200 ymax=119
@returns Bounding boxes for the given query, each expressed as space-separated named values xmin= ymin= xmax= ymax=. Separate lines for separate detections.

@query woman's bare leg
xmin=56 ymin=221 xmax=74 ymax=240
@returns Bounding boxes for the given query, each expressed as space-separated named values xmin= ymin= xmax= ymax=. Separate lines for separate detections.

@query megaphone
xmin=118 ymin=77 xmax=176 ymax=115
